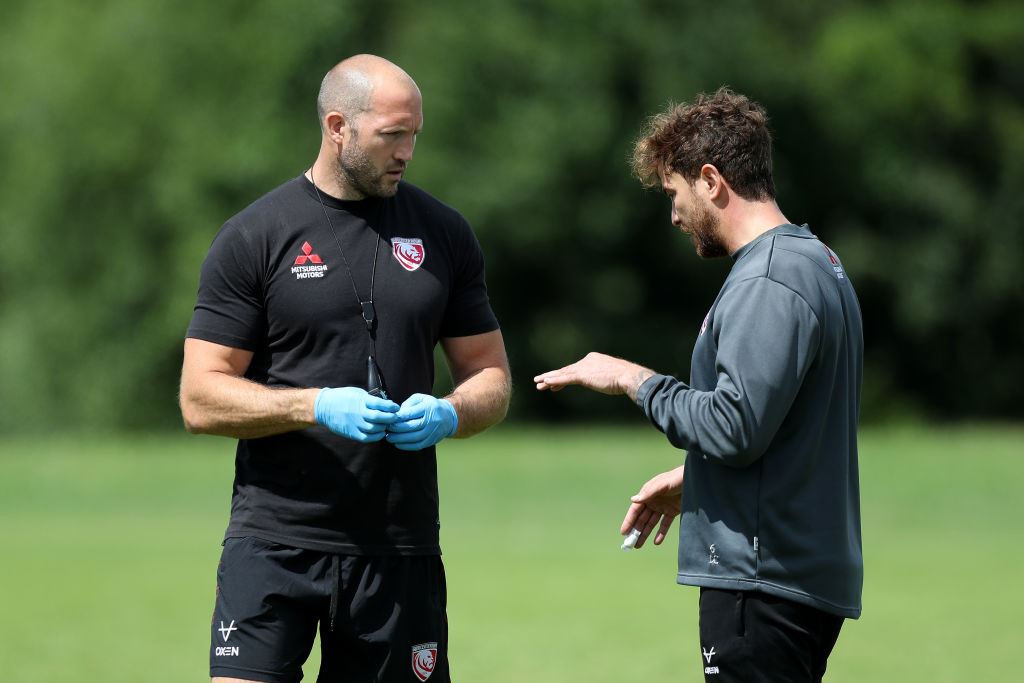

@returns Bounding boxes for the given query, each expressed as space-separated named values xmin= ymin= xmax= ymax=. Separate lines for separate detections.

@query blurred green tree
xmin=0 ymin=0 xmax=1020 ymax=431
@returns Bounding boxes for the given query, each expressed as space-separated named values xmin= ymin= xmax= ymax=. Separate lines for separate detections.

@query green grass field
xmin=1 ymin=424 xmax=1021 ymax=681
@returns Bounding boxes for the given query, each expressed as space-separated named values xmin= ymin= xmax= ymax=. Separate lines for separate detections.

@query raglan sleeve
xmin=185 ymin=221 xmax=266 ymax=350
xmin=439 ymin=215 xmax=500 ymax=338
xmin=636 ymin=277 xmax=821 ymax=467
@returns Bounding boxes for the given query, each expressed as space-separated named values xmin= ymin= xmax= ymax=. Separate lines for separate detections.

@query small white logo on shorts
xmin=215 ymin=646 xmax=240 ymax=657
xmin=218 ymin=620 xmax=238 ymax=642
xmin=703 ymin=646 xmax=716 ymax=663
xmin=705 ymin=666 xmax=720 ymax=674
xmin=709 ymin=544 xmax=720 ymax=566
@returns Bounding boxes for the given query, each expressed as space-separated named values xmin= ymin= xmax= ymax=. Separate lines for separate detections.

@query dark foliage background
xmin=1 ymin=0 xmax=1021 ymax=431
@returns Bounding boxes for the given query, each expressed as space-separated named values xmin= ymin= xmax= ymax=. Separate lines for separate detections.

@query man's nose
xmin=395 ymin=139 xmax=415 ymax=162
xmin=671 ymin=207 xmax=681 ymax=226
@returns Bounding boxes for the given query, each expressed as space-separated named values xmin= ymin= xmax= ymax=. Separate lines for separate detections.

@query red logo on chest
xmin=291 ymin=241 xmax=328 ymax=279
xmin=392 ymin=237 xmax=425 ymax=271
xmin=294 ymin=241 xmax=323 ymax=265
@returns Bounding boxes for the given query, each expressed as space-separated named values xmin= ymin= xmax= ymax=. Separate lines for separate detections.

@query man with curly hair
xmin=535 ymin=88 xmax=863 ymax=682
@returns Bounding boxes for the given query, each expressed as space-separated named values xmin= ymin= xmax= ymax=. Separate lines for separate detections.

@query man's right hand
xmin=620 ymin=466 xmax=685 ymax=549
xmin=314 ymin=387 xmax=400 ymax=442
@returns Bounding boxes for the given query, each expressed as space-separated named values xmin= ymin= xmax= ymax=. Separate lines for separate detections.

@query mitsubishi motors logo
xmin=292 ymin=241 xmax=328 ymax=279
xmin=294 ymin=241 xmax=323 ymax=265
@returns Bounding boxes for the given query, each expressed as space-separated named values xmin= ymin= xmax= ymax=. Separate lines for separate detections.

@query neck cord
xmin=308 ymin=169 xmax=388 ymax=397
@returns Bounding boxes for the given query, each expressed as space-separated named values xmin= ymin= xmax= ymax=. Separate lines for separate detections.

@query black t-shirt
xmin=187 ymin=175 xmax=499 ymax=555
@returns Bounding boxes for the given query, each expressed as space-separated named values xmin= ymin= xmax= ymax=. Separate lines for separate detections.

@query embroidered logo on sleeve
xmin=392 ymin=237 xmax=426 ymax=271
xmin=822 ymin=244 xmax=845 ymax=280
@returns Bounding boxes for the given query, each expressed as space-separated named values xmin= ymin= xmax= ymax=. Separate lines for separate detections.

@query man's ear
xmin=323 ymin=111 xmax=348 ymax=145
xmin=700 ymin=164 xmax=726 ymax=201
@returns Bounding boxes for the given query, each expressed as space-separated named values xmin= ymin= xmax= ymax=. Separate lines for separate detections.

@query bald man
xmin=180 ymin=55 xmax=511 ymax=683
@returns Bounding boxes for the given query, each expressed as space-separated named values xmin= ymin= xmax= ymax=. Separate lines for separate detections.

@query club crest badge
xmin=392 ymin=237 xmax=426 ymax=271
xmin=411 ymin=642 xmax=438 ymax=681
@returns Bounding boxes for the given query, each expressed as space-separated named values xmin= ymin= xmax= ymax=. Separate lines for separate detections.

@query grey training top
xmin=636 ymin=224 xmax=863 ymax=618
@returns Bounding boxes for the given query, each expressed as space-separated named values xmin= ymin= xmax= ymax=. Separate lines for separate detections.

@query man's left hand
xmin=385 ymin=393 xmax=459 ymax=451
xmin=534 ymin=352 xmax=654 ymax=401
xmin=621 ymin=466 xmax=685 ymax=549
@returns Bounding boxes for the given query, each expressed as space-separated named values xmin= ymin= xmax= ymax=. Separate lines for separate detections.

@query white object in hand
xmin=621 ymin=527 xmax=642 ymax=551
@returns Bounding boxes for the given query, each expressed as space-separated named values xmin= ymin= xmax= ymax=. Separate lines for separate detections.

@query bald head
xmin=311 ymin=55 xmax=424 ymax=199
xmin=316 ymin=54 xmax=420 ymax=132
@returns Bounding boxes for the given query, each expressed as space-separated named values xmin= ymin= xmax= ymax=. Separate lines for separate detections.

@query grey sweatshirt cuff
xmin=636 ymin=373 xmax=674 ymax=412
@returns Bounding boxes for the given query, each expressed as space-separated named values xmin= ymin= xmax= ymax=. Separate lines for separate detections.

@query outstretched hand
xmin=534 ymin=352 xmax=654 ymax=400
xmin=621 ymin=466 xmax=685 ymax=549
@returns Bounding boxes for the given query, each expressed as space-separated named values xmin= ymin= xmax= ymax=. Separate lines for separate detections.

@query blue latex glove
xmin=314 ymin=387 xmax=400 ymax=442
xmin=385 ymin=393 xmax=459 ymax=451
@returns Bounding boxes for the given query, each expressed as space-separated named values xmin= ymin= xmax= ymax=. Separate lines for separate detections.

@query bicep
xmin=440 ymin=330 xmax=509 ymax=385
xmin=714 ymin=280 xmax=820 ymax=397
xmin=187 ymin=222 xmax=266 ymax=350
xmin=706 ymin=279 xmax=820 ymax=459
xmin=182 ymin=338 xmax=254 ymax=384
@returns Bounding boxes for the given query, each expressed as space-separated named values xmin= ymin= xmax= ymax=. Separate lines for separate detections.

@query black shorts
xmin=698 ymin=588 xmax=844 ymax=683
xmin=210 ymin=536 xmax=449 ymax=683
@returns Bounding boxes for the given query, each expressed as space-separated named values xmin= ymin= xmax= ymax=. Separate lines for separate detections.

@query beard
xmin=684 ymin=198 xmax=728 ymax=258
xmin=335 ymin=135 xmax=400 ymax=199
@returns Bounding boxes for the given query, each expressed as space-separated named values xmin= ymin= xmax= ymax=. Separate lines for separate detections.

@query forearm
xmin=445 ymin=366 xmax=511 ymax=438
xmin=180 ymin=371 xmax=319 ymax=439
xmin=639 ymin=279 xmax=820 ymax=464
xmin=639 ymin=374 xmax=774 ymax=467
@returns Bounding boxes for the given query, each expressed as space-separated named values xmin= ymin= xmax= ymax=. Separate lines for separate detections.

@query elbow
xmin=713 ymin=432 xmax=768 ymax=468
xmin=693 ymin=394 xmax=768 ymax=467
xmin=182 ymin=418 xmax=207 ymax=435
xmin=668 ymin=433 xmax=760 ymax=467
xmin=718 ymin=445 xmax=763 ymax=468
xmin=179 ymin=395 xmax=211 ymax=435
xmin=496 ymin=388 xmax=511 ymax=425
xmin=691 ymin=424 xmax=766 ymax=468
xmin=483 ymin=374 xmax=512 ymax=429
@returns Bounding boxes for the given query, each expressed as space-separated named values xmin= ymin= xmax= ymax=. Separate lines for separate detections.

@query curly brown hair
xmin=631 ymin=87 xmax=776 ymax=201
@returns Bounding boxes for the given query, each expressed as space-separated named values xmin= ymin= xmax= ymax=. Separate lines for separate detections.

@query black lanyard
xmin=308 ymin=169 xmax=390 ymax=399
